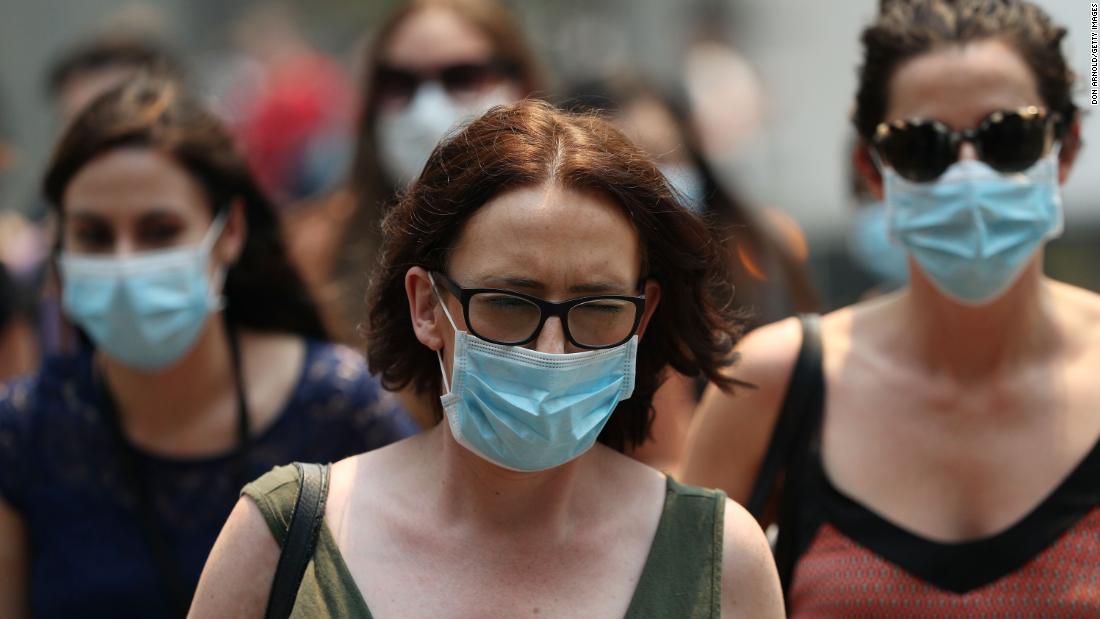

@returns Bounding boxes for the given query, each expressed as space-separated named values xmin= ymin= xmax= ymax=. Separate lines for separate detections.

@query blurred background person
xmin=565 ymin=78 xmax=818 ymax=470
xmin=30 ymin=33 xmax=189 ymax=358
xmin=0 ymin=79 xmax=415 ymax=619
xmin=47 ymin=33 xmax=185 ymax=129
xmin=277 ymin=0 xmax=545 ymax=428
xmin=215 ymin=2 xmax=356 ymax=207
xmin=315 ymin=0 xmax=544 ymax=346
xmin=0 ymin=93 xmax=42 ymax=382
xmin=0 ymin=215 xmax=40 ymax=381
xmin=682 ymin=1 xmax=1100 ymax=614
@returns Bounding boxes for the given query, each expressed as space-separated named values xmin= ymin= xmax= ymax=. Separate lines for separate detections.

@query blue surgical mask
xmin=848 ymin=201 xmax=909 ymax=291
xmin=431 ymin=274 xmax=638 ymax=472
xmin=658 ymin=162 xmax=706 ymax=214
xmin=884 ymin=152 xmax=1062 ymax=304
xmin=59 ymin=214 xmax=228 ymax=370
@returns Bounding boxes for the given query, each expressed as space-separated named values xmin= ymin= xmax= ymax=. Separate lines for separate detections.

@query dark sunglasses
xmin=872 ymin=106 xmax=1061 ymax=183
xmin=373 ymin=61 xmax=515 ymax=107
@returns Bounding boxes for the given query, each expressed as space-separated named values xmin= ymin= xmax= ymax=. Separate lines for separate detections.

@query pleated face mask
xmin=59 ymin=213 xmax=228 ymax=370
xmin=431 ymin=274 xmax=638 ymax=472
xmin=884 ymin=152 xmax=1063 ymax=304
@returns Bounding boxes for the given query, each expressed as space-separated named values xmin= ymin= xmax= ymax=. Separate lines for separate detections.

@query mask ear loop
xmin=202 ymin=210 xmax=232 ymax=312
xmin=428 ymin=272 xmax=460 ymax=394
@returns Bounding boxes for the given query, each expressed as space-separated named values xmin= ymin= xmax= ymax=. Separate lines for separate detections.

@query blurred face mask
xmin=430 ymin=274 xmax=638 ymax=472
xmin=59 ymin=213 xmax=228 ymax=371
xmin=884 ymin=151 xmax=1062 ymax=305
xmin=376 ymin=81 xmax=512 ymax=186
xmin=658 ymin=162 xmax=706 ymax=214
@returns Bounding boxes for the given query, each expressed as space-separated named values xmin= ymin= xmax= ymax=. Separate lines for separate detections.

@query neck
xmin=424 ymin=422 xmax=591 ymax=535
xmin=902 ymin=258 xmax=1060 ymax=379
xmin=101 ymin=314 xmax=237 ymax=441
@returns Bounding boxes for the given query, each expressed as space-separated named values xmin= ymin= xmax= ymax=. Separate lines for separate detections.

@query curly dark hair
xmin=855 ymin=0 xmax=1079 ymax=141
xmin=366 ymin=99 xmax=744 ymax=452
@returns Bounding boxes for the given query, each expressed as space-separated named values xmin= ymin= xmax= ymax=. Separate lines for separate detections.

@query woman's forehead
xmin=447 ymin=183 xmax=643 ymax=287
xmin=885 ymin=39 xmax=1042 ymax=130
xmin=384 ymin=7 xmax=494 ymax=70
xmin=63 ymin=148 xmax=208 ymax=220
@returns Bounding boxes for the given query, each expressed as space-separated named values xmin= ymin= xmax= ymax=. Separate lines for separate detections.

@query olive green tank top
xmin=243 ymin=464 xmax=725 ymax=618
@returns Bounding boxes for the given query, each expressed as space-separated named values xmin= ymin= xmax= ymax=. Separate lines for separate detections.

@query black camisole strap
xmin=745 ymin=313 xmax=825 ymax=596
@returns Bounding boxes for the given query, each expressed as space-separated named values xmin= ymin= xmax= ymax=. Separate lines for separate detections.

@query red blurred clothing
xmin=235 ymin=52 xmax=354 ymax=203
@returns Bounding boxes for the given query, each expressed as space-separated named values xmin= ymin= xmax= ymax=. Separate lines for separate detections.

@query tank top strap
xmin=242 ymin=464 xmax=374 ymax=618
xmin=625 ymin=476 xmax=725 ymax=618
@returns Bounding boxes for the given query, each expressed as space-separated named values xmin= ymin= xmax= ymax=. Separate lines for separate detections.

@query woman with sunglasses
xmin=682 ymin=0 xmax=1098 ymax=614
xmin=192 ymin=100 xmax=784 ymax=618
xmin=0 ymin=79 xmax=416 ymax=619
xmin=290 ymin=0 xmax=541 ymax=347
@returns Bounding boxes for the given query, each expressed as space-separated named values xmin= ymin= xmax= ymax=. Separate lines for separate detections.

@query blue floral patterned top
xmin=0 ymin=339 xmax=418 ymax=618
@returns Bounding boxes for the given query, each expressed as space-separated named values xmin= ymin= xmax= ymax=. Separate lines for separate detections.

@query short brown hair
xmin=366 ymin=99 xmax=744 ymax=452
xmin=854 ymin=0 xmax=1078 ymax=141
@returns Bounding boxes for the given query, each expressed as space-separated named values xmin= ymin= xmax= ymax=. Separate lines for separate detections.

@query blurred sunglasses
xmin=872 ymin=106 xmax=1061 ymax=183
xmin=373 ymin=60 xmax=515 ymax=107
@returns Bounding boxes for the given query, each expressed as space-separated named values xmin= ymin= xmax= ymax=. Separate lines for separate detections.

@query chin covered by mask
xmin=884 ymin=152 xmax=1062 ymax=305
xmin=58 ymin=214 xmax=228 ymax=370
xmin=376 ymin=82 xmax=514 ymax=186
xmin=431 ymin=274 xmax=637 ymax=472
xmin=848 ymin=201 xmax=909 ymax=291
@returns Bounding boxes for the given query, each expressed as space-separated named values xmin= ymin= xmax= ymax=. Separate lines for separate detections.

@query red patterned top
xmin=758 ymin=316 xmax=1100 ymax=616
xmin=790 ymin=511 xmax=1100 ymax=617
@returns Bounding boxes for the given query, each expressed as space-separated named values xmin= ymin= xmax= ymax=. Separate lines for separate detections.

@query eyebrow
xmin=479 ymin=276 xmax=632 ymax=294
xmin=65 ymin=207 xmax=186 ymax=222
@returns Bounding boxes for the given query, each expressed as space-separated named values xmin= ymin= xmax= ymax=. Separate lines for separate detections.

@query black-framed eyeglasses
xmin=872 ymin=106 xmax=1061 ymax=183
xmin=432 ymin=272 xmax=646 ymax=350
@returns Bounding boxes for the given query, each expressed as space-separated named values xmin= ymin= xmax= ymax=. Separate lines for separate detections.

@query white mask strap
xmin=200 ymin=210 xmax=230 ymax=254
xmin=437 ymin=350 xmax=451 ymax=394
xmin=428 ymin=272 xmax=458 ymax=394
xmin=427 ymin=272 xmax=460 ymax=332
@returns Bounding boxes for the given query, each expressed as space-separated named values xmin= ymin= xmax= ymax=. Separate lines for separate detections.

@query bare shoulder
xmin=720 ymin=498 xmax=784 ymax=618
xmin=679 ymin=316 xmax=807 ymax=498
xmin=188 ymin=497 xmax=279 ymax=618
xmin=325 ymin=430 xmax=435 ymax=534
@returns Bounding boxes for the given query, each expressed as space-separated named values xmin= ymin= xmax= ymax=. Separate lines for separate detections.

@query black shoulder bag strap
xmin=744 ymin=313 xmax=825 ymax=595
xmin=264 ymin=462 xmax=330 ymax=619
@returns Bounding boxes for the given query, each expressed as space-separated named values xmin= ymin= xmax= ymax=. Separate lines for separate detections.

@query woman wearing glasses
xmin=682 ymin=0 xmax=1100 ymax=615
xmin=192 ymin=100 xmax=784 ymax=617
